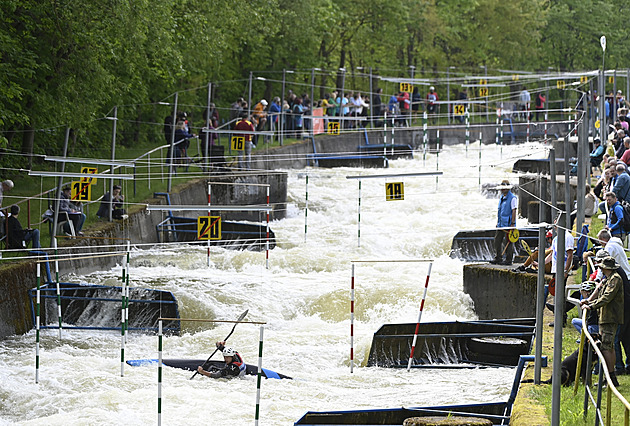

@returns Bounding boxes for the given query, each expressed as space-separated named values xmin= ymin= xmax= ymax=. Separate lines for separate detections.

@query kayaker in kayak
xmin=196 ymin=341 xmax=246 ymax=379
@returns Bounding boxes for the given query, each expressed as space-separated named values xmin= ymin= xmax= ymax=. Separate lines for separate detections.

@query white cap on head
xmin=261 ymin=99 xmax=268 ymax=106
xmin=3 ymin=180 xmax=13 ymax=189
xmin=429 ymin=86 xmax=435 ymax=91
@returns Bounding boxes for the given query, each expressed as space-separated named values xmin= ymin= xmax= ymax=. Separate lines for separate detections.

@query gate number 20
xmin=198 ymin=216 xmax=221 ymax=240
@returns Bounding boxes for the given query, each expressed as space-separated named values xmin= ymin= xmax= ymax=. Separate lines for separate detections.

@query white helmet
xmin=222 ymin=347 xmax=236 ymax=357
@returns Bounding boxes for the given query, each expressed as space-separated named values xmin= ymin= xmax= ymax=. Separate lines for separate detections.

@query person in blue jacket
xmin=612 ymin=163 xmax=630 ymax=203
xmin=492 ymin=180 xmax=517 ymax=265
xmin=606 ymin=191 xmax=626 ymax=238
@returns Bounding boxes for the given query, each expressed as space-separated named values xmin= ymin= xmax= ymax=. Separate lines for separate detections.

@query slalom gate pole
xmin=478 ymin=130 xmax=482 ymax=187
xmin=526 ymin=103 xmax=530 ymax=143
xmin=126 ymin=241 xmax=130 ymax=338
xmin=357 ymin=180 xmax=362 ymax=248
xmin=207 ymin=182 xmax=212 ymax=267
xmin=423 ymin=111 xmax=428 ymax=166
xmin=500 ymin=115 xmax=504 ymax=159
xmin=544 ymin=108 xmax=548 ymax=141
xmin=53 ymin=238 xmax=62 ymax=339
xmin=495 ymin=117 xmax=499 ymax=145
xmin=304 ymin=174 xmax=308 ymax=242
xmin=407 ymin=262 xmax=433 ymax=372
xmin=254 ymin=325 xmax=265 ymax=426
xmin=465 ymin=109 xmax=470 ymax=157
xmin=350 ymin=263 xmax=355 ymax=373
xmin=127 ymin=242 xmax=131 ymax=338
xmin=384 ymin=111 xmax=388 ymax=145
xmin=435 ymin=129 xmax=440 ymax=191
xmin=266 ymin=186 xmax=270 ymax=269
xmin=121 ymin=242 xmax=128 ymax=376
xmin=391 ymin=116 xmax=395 ymax=148
xmin=35 ymin=262 xmax=41 ymax=383
xmin=157 ymin=319 xmax=163 ymax=426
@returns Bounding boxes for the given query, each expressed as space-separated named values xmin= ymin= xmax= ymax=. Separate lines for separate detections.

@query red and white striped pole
xmin=207 ymin=182 xmax=211 ymax=267
xmin=406 ymin=262 xmax=433 ymax=372
xmin=266 ymin=186 xmax=270 ymax=269
xmin=350 ymin=263 xmax=355 ymax=373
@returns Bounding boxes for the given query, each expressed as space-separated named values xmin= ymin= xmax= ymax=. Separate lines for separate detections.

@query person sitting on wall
xmin=513 ymin=229 xmax=553 ymax=273
xmin=7 ymin=205 xmax=40 ymax=249
xmin=96 ymin=185 xmax=126 ymax=220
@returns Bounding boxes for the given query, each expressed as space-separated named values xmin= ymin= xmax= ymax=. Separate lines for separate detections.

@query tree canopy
xmin=0 ymin=0 xmax=623 ymax=167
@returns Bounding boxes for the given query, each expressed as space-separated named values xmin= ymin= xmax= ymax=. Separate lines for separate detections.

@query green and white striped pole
xmin=158 ymin=319 xmax=163 ymax=426
xmin=304 ymin=174 xmax=308 ymax=242
xmin=500 ymin=114 xmax=504 ymax=159
xmin=465 ymin=108 xmax=470 ymax=157
xmin=35 ymin=262 xmax=41 ymax=383
xmin=254 ymin=325 xmax=265 ymax=426
xmin=357 ymin=180 xmax=362 ymax=248
xmin=436 ymin=128 xmax=440 ymax=191
xmin=422 ymin=111 xmax=428 ymax=166
xmin=121 ymin=244 xmax=128 ymax=376
xmin=383 ymin=111 xmax=388 ymax=145
xmin=53 ymin=238 xmax=62 ymax=338
xmin=495 ymin=117 xmax=499 ymax=145
xmin=125 ymin=241 xmax=130 ymax=343
xmin=478 ymin=130 xmax=483 ymax=188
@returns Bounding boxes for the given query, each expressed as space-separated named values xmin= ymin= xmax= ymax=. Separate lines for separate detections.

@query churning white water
xmin=0 ymin=141 xmax=547 ymax=425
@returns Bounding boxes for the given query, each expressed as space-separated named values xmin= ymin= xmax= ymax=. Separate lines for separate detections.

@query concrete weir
xmin=0 ymin=172 xmax=287 ymax=339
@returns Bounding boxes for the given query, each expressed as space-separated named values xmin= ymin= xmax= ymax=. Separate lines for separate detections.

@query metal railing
xmin=574 ymin=309 xmax=630 ymax=425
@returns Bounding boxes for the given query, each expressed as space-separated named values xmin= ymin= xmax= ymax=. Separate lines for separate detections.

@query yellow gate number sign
xmin=479 ymin=79 xmax=487 ymax=86
xmin=231 ymin=136 xmax=245 ymax=151
xmin=609 ymin=76 xmax=615 ymax=84
xmin=453 ymin=104 xmax=465 ymax=116
xmin=198 ymin=216 xmax=221 ymax=240
xmin=385 ymin=182 xmax=404 ymax=201
xmin=595 ymin=120 xmax=601 ymax=129
xmin=479 ymin=87 xmax=488 ymax=97
xmin=399 ymin=82 xmax=413 ymax=93
xmin=327 ymin=122 xmax=340 ymax=135
xmin=81 ymin=167 xmax=98 ymax=185
xmin=71 ymin=181 xmax=91 ymax=202
xmin=580 ymin=76 xmax=588 ymax=84
xmin=556 ymin=80 xmax=566 ymax=89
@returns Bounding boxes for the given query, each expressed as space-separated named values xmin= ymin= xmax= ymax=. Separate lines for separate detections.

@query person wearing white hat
xmin=491 ymin=179 xmax=517 ymax=265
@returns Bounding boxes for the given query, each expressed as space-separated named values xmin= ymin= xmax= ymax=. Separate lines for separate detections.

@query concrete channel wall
xmin=0 ymin=172 xmax=287 ymax=339
xmin=463 ymin=264 xmax=549 ymax=320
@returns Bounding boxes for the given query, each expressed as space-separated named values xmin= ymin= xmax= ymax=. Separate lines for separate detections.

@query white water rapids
xmin=0 ymin=142 xmax=547 ymax=425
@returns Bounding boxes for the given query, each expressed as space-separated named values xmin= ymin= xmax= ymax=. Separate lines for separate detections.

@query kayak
xmin=126 ymin=358 xmax=292 ymax=380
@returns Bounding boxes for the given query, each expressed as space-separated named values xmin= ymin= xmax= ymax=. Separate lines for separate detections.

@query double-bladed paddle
xmin=190 ymin=309 xmax=249 ymax=380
